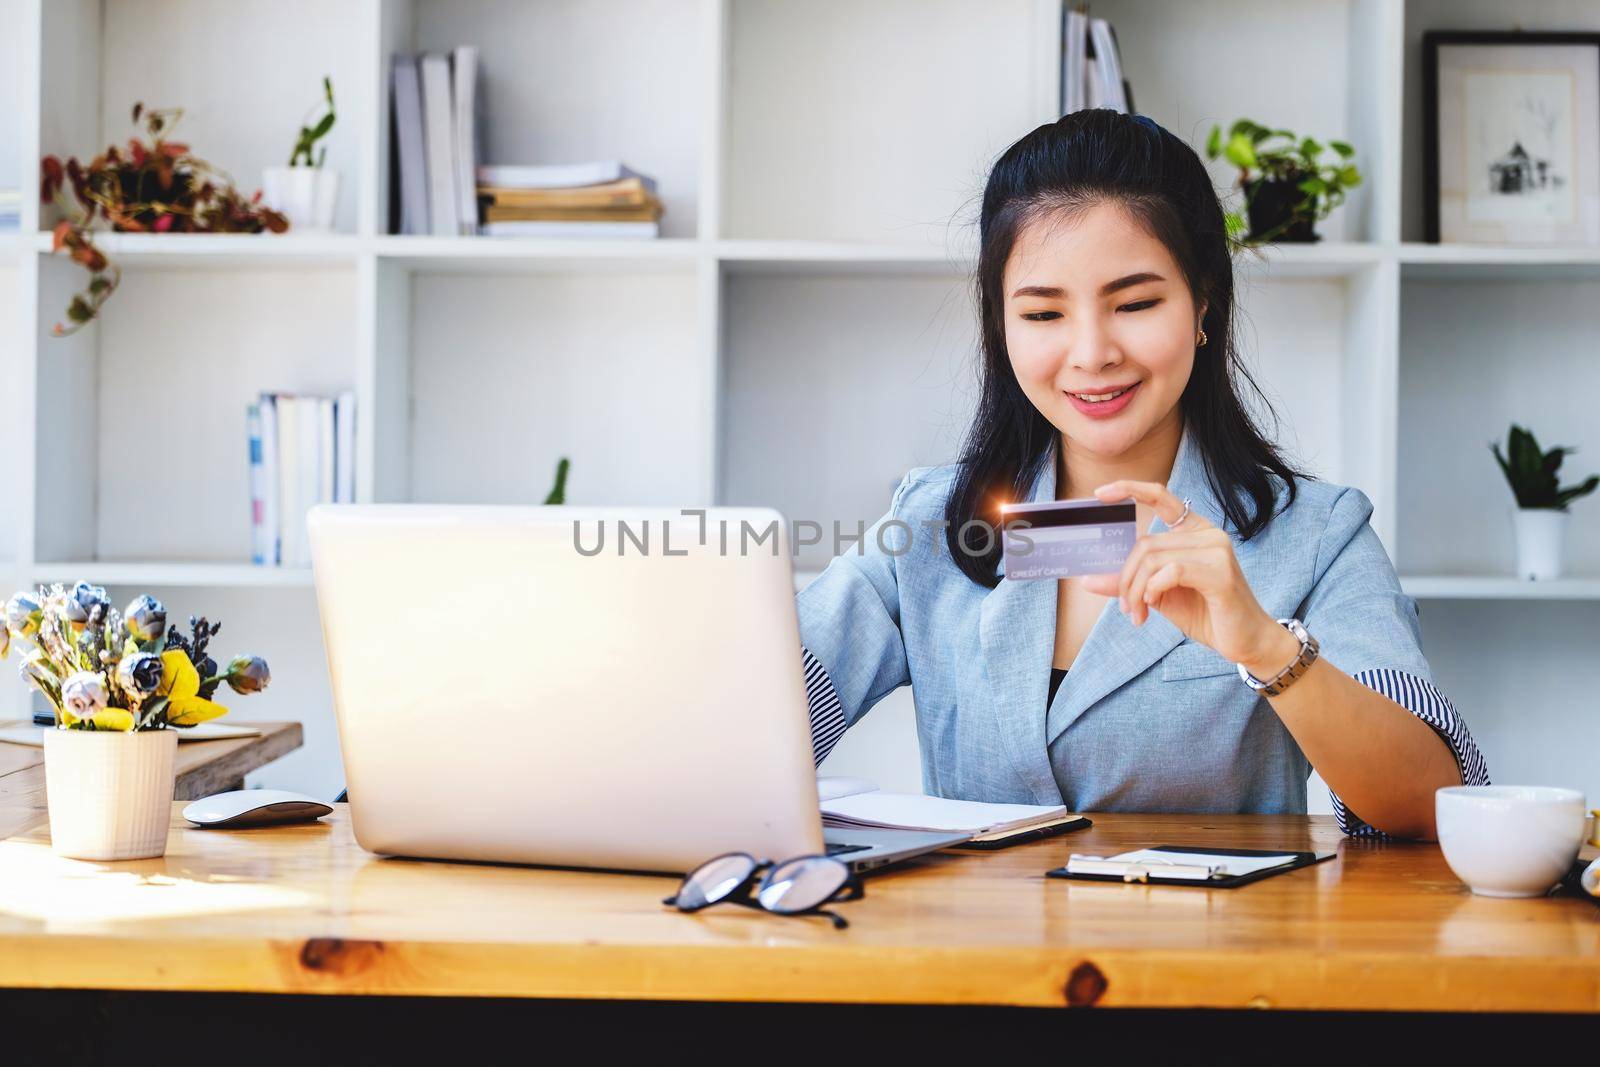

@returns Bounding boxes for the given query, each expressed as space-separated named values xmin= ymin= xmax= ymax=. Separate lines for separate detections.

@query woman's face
xmin=1002 ymin=200 xmax=1205 ymax=460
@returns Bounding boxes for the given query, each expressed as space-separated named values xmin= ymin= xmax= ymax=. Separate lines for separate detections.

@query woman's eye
xmin=1020 ymin=311 xmax=1061 ymax=321
xmin=1119 ymin=299 xmax=1159 ymax=312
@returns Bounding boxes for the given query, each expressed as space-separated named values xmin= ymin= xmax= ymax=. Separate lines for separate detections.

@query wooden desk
xmin=0 ymin=806 xmax=1593 ymax=1013
xmin=0 ymin=721 xmax=303 ymax=840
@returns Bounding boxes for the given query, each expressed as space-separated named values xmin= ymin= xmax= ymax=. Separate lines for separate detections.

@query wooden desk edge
xmin=0 ymin=935 xmax=1596 ymax=1012
xmin=1 ymin=800 xmax=1595 ymax=1014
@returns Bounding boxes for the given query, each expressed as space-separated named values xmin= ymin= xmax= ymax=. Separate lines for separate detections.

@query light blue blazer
xmin=795 ymin=425 xmax=1488 ymax=832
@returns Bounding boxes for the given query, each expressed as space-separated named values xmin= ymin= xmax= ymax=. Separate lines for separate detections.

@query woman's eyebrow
xmin=1010 ymin=272 xmax=1165 ymax=299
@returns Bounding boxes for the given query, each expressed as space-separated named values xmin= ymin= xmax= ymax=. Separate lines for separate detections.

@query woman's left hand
xmin=1079 ymin=480 xmax=1284 ymax=669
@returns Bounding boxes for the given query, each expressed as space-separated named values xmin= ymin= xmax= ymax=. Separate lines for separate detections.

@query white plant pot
xmin=42 ymin=727 xmax=177 ymax=861
xmin=1511 ymin=507 xmax=1568 ymax=581
xmin=261 ymin=166 xmax=340 ymax=232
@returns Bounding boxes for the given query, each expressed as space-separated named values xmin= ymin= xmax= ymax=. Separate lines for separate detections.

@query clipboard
xmin=1046 ymin=844 xmax=1336 ymax=888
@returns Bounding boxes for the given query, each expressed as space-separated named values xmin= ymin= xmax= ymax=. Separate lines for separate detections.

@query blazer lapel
xmin=976 ymin=445 xmax=1070 ymax=805
xmin=1044 ymin=423 xmax=1215 ymax=746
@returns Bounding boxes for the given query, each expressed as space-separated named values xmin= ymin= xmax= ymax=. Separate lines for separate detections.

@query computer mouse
xmin=182 ymin=789 xmax=334 ymax=829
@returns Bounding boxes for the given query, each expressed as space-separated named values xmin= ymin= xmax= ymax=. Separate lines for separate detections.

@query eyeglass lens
xmin=757 ymin=856 xmax=850 ymax=914
xmin=675 ymin=853 xmax=758 ymax=910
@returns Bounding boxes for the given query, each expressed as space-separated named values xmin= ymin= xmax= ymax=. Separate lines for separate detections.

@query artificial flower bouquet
xmin=2 ymin=582 xmax=272 ymax=860
xmin=2 ymin=582 xmax=270 ymax=731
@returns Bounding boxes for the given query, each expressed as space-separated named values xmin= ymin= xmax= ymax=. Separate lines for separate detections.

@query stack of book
xmin=0 ymin=190 xmax=19 ymax=232
xmin=390 ymin=47 xmax=481 ymax=236
xmin=475 ymin=162 xmax=662 ymax=239
xmin=248 ymin=392 xmax=356 ymax=568
xmin=1061 ymin=8 xmax=1134 ymax=114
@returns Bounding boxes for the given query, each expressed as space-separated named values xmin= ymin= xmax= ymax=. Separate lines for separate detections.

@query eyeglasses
xmin=662 ymin=851 xmax=865 ymax=929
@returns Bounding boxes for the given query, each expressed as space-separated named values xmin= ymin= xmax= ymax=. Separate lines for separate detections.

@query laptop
xmin=306 ymin=504 xmax=968 ymax=875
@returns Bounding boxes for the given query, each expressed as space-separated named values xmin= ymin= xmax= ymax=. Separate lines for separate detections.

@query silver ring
xmin=1170 ymin=498 xmax=1192 ymax=528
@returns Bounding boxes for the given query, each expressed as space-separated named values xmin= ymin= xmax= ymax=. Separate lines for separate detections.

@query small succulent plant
xmin=1492 ymin=424 xmax=1598 ymax=511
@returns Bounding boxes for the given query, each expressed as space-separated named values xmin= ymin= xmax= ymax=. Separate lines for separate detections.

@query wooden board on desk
xmin=0 ymin=720 xmax=303 ymax=840
xmin=0 ymin=808 xmax=1593 ymax=1013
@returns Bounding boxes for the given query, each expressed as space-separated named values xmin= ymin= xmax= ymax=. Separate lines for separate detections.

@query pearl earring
xmin=1196 ymin=328 xmax=1208 ymax=348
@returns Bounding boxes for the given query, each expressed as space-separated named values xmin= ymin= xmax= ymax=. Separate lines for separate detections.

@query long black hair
xmin=945 ymin=108 xmax=1304 ymax=588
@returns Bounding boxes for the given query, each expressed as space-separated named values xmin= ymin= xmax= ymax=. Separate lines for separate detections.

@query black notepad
xmin=1046 ymin=845 xmax=1335 ymax=888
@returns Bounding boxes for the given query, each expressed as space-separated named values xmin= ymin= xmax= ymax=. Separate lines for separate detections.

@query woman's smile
xmin=1065 ymin=379 xmax=1141 ymax=418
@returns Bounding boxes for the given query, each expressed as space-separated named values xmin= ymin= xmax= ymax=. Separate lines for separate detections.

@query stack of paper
xmin=817 ymin=776 xmax=1076 ymax=838
xmin=475 ymin=162 xmax=662 ymax=239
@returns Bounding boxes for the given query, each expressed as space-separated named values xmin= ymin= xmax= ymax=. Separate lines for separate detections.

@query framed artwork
xmin=1423 ymin=31 xmax=1600 ymax=245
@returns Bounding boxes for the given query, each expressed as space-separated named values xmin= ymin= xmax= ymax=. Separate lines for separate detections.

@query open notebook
xmin=818 ymin=776 xmax=1086 ymax=843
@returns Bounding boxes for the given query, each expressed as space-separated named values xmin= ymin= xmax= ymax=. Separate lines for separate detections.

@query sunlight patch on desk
xmin=0 ymin=841 xmax=319 ymax=928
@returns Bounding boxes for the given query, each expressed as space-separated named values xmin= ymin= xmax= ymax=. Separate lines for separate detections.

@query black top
xmin=1048 ymin=666 xmax=1069 ymax=708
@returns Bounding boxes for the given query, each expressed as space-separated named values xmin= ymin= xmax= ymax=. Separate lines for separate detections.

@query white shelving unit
xmin=1 ymin=0 xmax=1596 ymax=804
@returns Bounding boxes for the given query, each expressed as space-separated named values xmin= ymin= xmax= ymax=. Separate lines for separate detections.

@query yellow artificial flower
xmin=159 ymin=649 xmax=229 ymax=726
xmin=60 ymin=706 xmax=135 ymax=731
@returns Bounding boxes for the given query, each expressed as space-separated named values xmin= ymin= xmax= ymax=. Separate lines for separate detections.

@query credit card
xmin=999 ymin=497 xmax=1136 ymax=580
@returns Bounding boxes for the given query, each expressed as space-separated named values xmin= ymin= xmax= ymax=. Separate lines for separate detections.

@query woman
xmin=795 ymin=110 xmax=1487 ymax=840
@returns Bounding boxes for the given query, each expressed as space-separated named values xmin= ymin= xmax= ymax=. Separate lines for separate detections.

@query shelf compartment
xmin=723 ymin=0 xmax=1054 ymax=244
xmin=717 ymin=269 xmax=982 ymax=572
xmin=32 ymin=255 xmax=359 ymax=565
xmin=382 ymin=0 xmax=706 ymax=240
xmin=41 ymin=0 xmax=369 ymax=237
xmin=388 ymin=265 xmax=709 ymax=509
xmin=1400 ymin=0 xmax=1600 ymax=243
xmin=1081 ymin=0 xmax=1400 ymax=244
xmin=1397 ymin=274 xmax=1600 ymax=576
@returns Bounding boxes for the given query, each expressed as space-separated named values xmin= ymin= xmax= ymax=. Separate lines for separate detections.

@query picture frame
xmin=1423 ymin=31 xmax=1600 ymax=245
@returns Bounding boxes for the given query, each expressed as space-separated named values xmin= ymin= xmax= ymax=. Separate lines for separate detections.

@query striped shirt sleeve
xmin=801 ymin=645 xmax=848 ymax=766
xmin=1331 ymin=668 xmax=1490 ymax=838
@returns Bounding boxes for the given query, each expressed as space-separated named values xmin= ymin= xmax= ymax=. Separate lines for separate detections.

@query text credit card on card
xmin=1000 ymin=497 xmax=1136 ymax=580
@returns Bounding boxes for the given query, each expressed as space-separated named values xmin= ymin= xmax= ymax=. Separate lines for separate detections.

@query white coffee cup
xmin=1436 ymin=785 xmax=1586 ymax=898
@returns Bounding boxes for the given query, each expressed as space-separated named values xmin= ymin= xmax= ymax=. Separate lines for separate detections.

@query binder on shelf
xmin=1060 ymin=6 xmax=1134 ymax=116
xmin=419 ymin=51 xmax=459 ymax=236
xmin=391 ymin=54 xmax=429 ymax=235
xmin=451 ymin=45 xmax=481 ymax=236
xmin=251 ymin=391 xmax=356 ymax=567
xmin=247 ymin=403 xmax=266 ymax=566
xmin=334 ymin=390 xmax=356 ymax=504
xmin=259 ymin=396 xmax=281 ymax=567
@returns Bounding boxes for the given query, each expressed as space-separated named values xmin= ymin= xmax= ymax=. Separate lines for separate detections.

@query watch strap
xmin=1237 ymin=618 xmax=1320 ymax=696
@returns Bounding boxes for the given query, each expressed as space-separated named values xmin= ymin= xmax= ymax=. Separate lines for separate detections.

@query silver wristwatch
xmin=1237 ymin=618 xmax=1319 ymax=696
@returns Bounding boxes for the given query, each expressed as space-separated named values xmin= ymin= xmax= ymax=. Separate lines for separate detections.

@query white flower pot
xmin=1511 ymin=508 xmax=1568 ymax=581
xmin=42 ymin=728 xmax=177 ymax=861
xmin=261 ymin=166 xmax=340 ymax=232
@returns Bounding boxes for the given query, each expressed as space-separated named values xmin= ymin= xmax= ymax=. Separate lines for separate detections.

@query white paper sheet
xmin=1107 ymin=848 xmax=1300 ymax=877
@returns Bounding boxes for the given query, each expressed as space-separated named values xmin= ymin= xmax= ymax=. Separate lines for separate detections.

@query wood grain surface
xmin=0 ymin=804 xmax=1593 ymax=1012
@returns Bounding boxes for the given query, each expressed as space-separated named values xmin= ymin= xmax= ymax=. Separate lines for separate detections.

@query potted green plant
xmin=1492 ymin=424 xmax=1598 ymax=580
xmin=2 ymin=584 xmax=271 ymax=860
xmin=1205 ymin=119 xmax=1361 ymax=245
xmin=262 ymin=76 xmax=339 ymax=232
